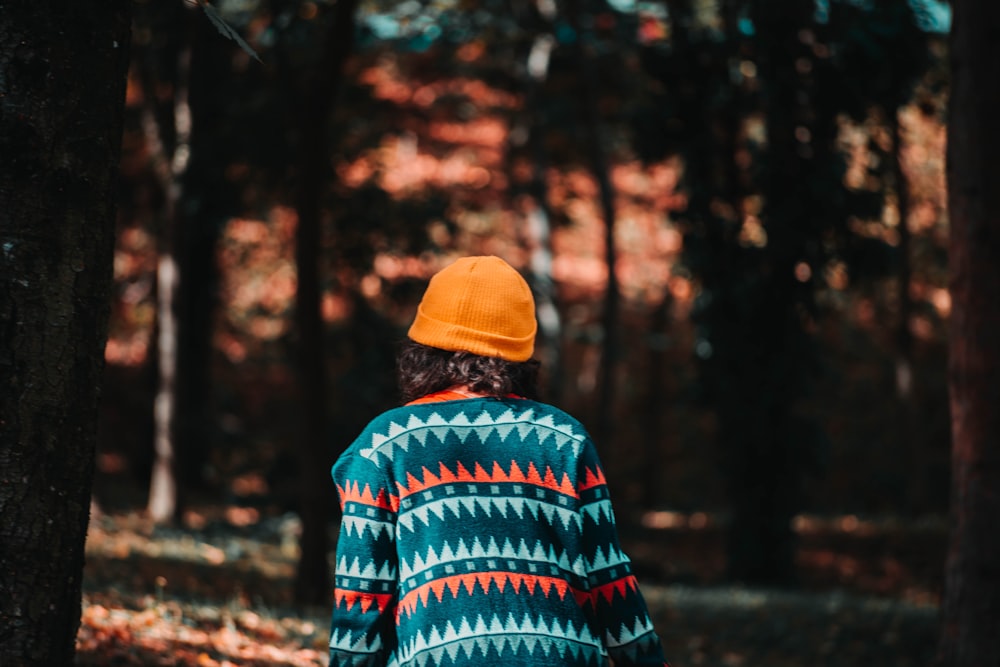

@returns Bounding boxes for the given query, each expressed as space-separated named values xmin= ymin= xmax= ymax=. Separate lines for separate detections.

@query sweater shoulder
xmin=336 ymin=399 xmax=596 ymax=485
xmin=344 ymin=399 xmax=591 ymax=457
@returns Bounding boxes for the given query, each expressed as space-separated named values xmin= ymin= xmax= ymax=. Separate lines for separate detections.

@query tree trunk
xmin=173 ymin=13 xmax=231 ymax=501
xmin=723 ymin=0 xmax=819 ymax=585
xmin=641 ymin=294 xmax=672 ymax=510
xmin=507 ymin=0 xmax=563 ymax=402
xmin=0 ymin=1 xmax=131 ymax=663
xmin=567 ymin=0 xmax=620 ymax=450
xmin=669 ymin=0 xmax=801 ymax=584
xmin=939 ymin=2 xmax=1000 ymax=664
xmin=147 ymin=5 xmax=231 ymax=522
xmin=147 ymin=10 xmax=193 ymax=523
xmin=271 ymin=0 xmax=361 ymax=605
xmin=891 ymin=108 xmax=924 ymax=516
xmin=891 ymin=109 xmax=915 ymax=398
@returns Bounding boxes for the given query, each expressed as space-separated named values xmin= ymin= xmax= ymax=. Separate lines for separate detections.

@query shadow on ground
xmin=79 ymin=509 xmax=942 ymax=667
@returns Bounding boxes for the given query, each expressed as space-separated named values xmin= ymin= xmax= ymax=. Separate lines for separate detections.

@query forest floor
xmin=78 ymin=507 xmax=943 ymax=667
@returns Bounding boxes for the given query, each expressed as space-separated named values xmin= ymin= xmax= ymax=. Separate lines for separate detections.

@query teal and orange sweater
xmin=329 ymin=394 xmax=669 ymax=667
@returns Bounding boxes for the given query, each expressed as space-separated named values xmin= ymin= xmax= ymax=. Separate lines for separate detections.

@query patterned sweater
xmin=329 ymin=395 xmax=669 ymax=667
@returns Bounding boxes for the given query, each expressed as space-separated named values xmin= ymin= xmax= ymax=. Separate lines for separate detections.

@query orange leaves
xmin=357 ymin=67 xmax=520 ymax=110
xmin=428 ymin=118 xmax=507 ymax=148
xmin=77 ymin=596 xmax=328 ymax=666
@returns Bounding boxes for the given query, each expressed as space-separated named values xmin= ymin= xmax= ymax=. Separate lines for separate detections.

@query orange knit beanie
xmin=408 ymin=256 xmax=537 ymax=362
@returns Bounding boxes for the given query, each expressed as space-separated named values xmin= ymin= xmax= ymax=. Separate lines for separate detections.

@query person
xmin=328 ymin=255 xmax=670 ymax=666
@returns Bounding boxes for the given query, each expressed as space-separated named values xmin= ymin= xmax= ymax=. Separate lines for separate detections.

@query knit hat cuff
xmin=409 ymin=303 xmax=536 ymax=362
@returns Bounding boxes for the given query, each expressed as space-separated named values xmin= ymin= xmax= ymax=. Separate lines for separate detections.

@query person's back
xmin=329 ymin=256 xmax=669 ymax=667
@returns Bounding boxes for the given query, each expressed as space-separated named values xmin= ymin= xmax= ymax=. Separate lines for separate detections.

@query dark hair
xmin=397 ymin=340 xmax=540 ymax=404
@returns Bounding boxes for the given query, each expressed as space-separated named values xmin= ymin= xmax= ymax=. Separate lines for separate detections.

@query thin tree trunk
xmin=891 ymin=108 xmax=924 ymax=516
xmin=148 ymin=33 xmax=193 ymax=523
xmin=271 ymin=0 xmax=361 ymax=605
xmin=149 ymin=247 xmax=181 ymax=521
xmin=291 ymin=95 xmax=334 ymax=606
xmin=641 ymin=294 xmax=672 ymax=510
xmin=892 ymin=109 xmax=915 ymax=399
xmin=0 ymin=1 xmax=131 ymax=662
xmin=938 ymin=1 xmax=1000 ymax=663
xmin=508 ymin=0 xmax=563 ymax=401
xmin=567 ymin=0 xmax=620 ymax=449
xmin=525 ymin=200 xmax=563 ymax=400
xmin=173 ymin=14 xmax=231 ymax=501
xmin=146 ymin=5 xmax=231 ymax=522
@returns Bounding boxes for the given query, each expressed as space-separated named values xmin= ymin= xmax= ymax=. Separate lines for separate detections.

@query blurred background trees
xmin=95 ymin=0 xmax=955 ymax=611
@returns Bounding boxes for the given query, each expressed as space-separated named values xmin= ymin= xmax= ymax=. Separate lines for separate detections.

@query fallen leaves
xmin=80 ymin=509 xmax=942 ymax=666
xmin=78 ymin=594 xmax=329 ymax=667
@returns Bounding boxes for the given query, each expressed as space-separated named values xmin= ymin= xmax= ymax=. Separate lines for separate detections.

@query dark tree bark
xmin=733 ymin=0 xmax=800 ymax=585
xmin=566 ymin=0 xmax=620 ymax=450
xmin=938 ymin=2 xmax=1000 ymax=664
xmin=507 ymin=0 xmax=564 ymax=402
xmin=0 ymin=1 xmax=131 ymax=663
xmin=271 ymin=0 xmax=361 ymax=605
xmin=641 ymin=294 xmax=672 ymax=510
xmin=172 ymin=11 xmax=233 ymax=505
xmin=660 ymin=0 xmax=805 ymax=584
xmin=720 ymin=0 xmax=823 ymax=584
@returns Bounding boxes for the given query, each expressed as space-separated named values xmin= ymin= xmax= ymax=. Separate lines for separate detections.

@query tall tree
xmin=147 ymin=3 xmax=240 ymax=522
xmin=642 ymin=0 xmax=813 ymax=583
xmin=719 ymin=0 xmax=831 ymax=584
xmin=171 ymin=10 xmax=236 ymax=506
xmin=639 ymin=0 xmax=931 ymax=582
xmin=939 ymin=1 xmax=1000 ymax=664
xmin=567 ymin=0 xmax=622 ymax=449
xmin=507 ymin=0 xmax=564 ymax=401
xmin=145 ymin=0 xmax=195 ymax=523
xmin=0 ymin=1 xmax=131 ymax=662
xmin=270 ymin=0 xmax=361 ymax=604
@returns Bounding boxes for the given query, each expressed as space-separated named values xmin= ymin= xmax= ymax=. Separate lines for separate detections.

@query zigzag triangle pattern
xmin=358 ymin=405 xmax=586 ymax=466
xmin=331 ymin=397 xmax=670 ymax=666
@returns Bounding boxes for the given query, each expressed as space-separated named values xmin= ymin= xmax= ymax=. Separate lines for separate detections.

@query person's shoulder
xmin=350 ymin=399 xmax=591 ymax=443
xmin=335 ymin=405 xmax=423 ymax=471
xmin=506 ymin=399 xmax=592 ymax=440
xmin=349 ymin=404 xmax=426 ymax=445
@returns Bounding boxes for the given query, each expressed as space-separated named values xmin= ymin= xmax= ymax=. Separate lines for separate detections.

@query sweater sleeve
xmin=576 ymin=441 xmax=670 ymax=667
xmin=329 ymin=452 xmax=398 ymax=667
